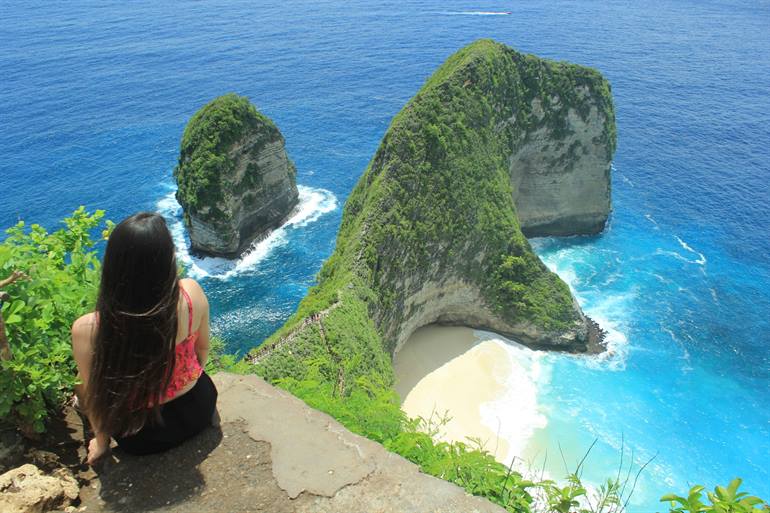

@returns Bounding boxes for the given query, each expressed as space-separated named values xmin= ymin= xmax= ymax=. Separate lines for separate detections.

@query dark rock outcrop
xmin=175 ymin=93 xmax=299 ymax=258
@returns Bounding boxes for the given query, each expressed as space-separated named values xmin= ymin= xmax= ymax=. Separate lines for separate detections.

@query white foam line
xmin=157 ymin=185 xmax=337 ymax=280
xmin=655 ymin=247 xmax=706 ymax=267
xmin=584 ymin=310 xmax=629 ymax=371
xmin=675 ymin=235 xmax=707 ymax=265
xmin=662 ymin=326 xmax=694 ymax=371
xmin=474 ymin=332 xmax=550 ymax=465
xmin=439 ymin=11 xmax=512 ymax=16
xmin=534 ymin=245 xmax=632 ymax=370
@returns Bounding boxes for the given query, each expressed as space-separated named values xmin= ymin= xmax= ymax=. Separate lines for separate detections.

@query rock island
xmin=175 ymin=93 xmax=299 ymax=258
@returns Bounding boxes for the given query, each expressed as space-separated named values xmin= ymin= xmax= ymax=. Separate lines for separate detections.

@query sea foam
xmin=475 ymin=332 xmax=550 ymax=465
xmin=439 ymin=11 xmax=511 ymax=16
xmin=531 ymin=240 xmax=633 ymax=371
xmin=157 ymin=184 xmax=337 ymax=280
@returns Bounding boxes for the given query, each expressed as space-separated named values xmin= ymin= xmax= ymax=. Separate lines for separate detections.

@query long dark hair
xmin=86 ymin=212 xmax=179 ymax=436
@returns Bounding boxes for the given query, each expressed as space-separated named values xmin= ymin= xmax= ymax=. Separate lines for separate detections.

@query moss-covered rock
xmin=174 ymin=93 xmax=299 ymax=257
xmin=252 ymin=39 xmax=614 ymax=387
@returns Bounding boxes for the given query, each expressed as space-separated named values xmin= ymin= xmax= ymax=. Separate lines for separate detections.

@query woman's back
xmin=72 ymin=278 xmax=210 ymax=404
xmin=71 ymin=212 xmax=216 ymax=464
xmin=160 ymin=283 xmax=204 ymax=402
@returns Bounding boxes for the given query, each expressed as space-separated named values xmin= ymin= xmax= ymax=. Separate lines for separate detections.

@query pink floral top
xmin=162 ymin=287 xmax=203 ymax=402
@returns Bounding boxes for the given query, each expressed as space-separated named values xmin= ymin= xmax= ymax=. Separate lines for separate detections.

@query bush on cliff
xmin=0 ymin=208 xmax=107 ymax=433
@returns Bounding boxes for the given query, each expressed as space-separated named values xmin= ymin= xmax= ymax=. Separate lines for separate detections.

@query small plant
xmin=661 ymin=478 xmax=769 ymax=513
xmin=204 ymin=336 xmax=240 ymax=375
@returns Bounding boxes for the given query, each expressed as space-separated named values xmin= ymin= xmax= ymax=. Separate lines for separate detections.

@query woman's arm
xmin=71 ymin=315 xmax=110 ymax=464
xmin=182 ymin=278 xmax=210 ymax=367
xmin=196 ymin=301 xmax=211 ymax=367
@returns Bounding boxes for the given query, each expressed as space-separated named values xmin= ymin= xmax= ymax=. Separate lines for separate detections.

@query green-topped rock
xmin=175 ymin=93 xmax=299 ymax=257
xmin=252 ymin=39 xmax=615 ymax=386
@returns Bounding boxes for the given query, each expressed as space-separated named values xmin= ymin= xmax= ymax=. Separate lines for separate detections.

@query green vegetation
xmin=0 ymin=208 xmax=108 ymax=433
xmin=174 ymin=93 xmax=283 ymax=226
xmin=662 ymin=479 xmax=768 ymax=513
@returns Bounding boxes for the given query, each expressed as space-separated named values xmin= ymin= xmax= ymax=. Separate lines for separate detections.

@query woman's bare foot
xmin=87 ymin=437 xmax=110 ymax=465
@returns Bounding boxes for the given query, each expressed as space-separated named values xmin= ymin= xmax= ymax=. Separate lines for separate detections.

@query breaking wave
xmin=157 ymin=185 xmax=338 ymax=280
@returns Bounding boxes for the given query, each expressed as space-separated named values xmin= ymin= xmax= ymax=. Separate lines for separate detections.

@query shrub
xmin=205 ymin=335 xmax=244 ymax=375
xmin=0 ymin=207 xmax=107 ymax=433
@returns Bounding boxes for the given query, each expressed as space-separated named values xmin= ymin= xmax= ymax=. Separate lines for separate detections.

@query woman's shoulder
xmin=71 ymin=312 xmax=96 ymax=352
xmin=72 ymin=312 xmax=96 ymax=335
xmin=180 ymin=278 xmax=209 ymax=311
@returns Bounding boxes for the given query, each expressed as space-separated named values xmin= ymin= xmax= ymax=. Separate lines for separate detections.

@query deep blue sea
xmin=2 ymin=0 xmax=768 ymax=509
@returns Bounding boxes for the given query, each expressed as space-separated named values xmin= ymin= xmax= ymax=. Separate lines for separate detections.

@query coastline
xmin=393 ymin=325 xmax=548 ymax=465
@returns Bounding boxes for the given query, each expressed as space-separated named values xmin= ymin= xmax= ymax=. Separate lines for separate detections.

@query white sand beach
xmin=394 ymin=325 xmax=548 ymax=465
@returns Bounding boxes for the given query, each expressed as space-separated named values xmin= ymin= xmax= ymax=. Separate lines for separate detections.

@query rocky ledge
xmin=174 ymin=93 xmax=299 ymax=258
xmin=0 ymin=373 xmax=505 ymax=513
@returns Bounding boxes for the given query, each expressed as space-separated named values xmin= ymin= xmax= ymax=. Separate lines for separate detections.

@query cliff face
xmin=513 ymin=91 xmax=614 ymax=237
xmin=253 ymin=40 xmax=615 ymax=386
xmin=175 ymin=94 xmax=299 ymax=257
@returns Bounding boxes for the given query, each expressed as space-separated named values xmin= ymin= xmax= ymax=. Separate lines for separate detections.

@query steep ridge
xmin=253 ymin=39 xmax=615 ymax=386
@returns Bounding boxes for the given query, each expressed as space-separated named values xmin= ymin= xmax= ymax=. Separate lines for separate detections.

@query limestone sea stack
xmin=174 ymin=93 xmax=299 ymax=258
xmin=252 ymin=39 xmax=616 ymax=386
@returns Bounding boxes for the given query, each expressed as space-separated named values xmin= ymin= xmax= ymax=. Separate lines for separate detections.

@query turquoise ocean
xmin=1 ymin=1 xmax=768 ymax=509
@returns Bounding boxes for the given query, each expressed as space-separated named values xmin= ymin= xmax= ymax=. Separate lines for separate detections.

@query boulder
xmin=0 ymin=464 xmax=78 ymax=513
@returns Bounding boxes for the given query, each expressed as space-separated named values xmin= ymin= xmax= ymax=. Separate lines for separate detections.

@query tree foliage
xmin=662 ymin=479 xmax=769 ymax=513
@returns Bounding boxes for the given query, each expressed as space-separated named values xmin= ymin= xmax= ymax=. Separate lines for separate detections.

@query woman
xmin=71 ymin=212 xmax=217 ymax=464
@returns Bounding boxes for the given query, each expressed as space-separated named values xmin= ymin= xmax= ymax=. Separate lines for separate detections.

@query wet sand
xmin=393 ymin=325 xmax=514 ymax=462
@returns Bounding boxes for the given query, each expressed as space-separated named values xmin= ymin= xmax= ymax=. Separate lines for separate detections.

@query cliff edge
xmin=252 ymin=39 xmax=615 ymax=387
xmin=174 ymin=94 xmax=299 ymax=258
xmin=69 ymin=373 xmax=504 ymax=513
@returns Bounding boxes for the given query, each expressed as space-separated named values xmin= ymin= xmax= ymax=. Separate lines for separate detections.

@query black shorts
xmin=115 ymin=371 xmax=218 ymax=456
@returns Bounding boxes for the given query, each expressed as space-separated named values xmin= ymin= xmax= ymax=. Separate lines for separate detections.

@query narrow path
xmin=246 ymin=302 xmax=341 ymax=365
